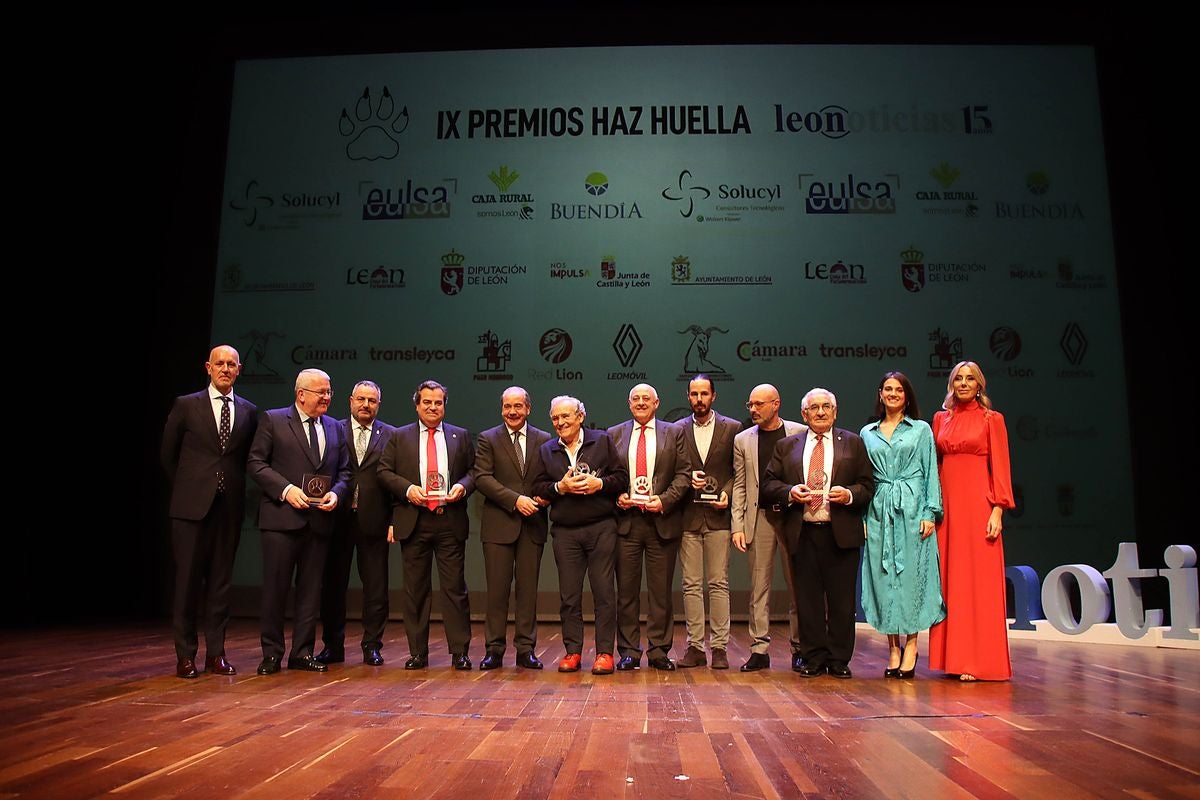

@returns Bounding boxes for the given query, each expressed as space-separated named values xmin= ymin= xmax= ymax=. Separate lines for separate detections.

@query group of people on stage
xmin=161 ymin=345 xmax=1013 ymax=683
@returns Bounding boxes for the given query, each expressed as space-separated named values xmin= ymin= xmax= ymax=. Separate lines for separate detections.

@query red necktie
xmin=636 ymin=425 xmax=648 ymax=490
xmin=807 ymin=434 xmax=825 ymax=513
xmin=426 ymin=427 xmax=439 ymax=510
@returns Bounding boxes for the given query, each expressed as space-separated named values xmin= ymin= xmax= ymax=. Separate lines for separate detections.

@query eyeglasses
xmin=745 ymin=400 xmax=778 ymax=410
xmin=299 ymin=387 xmax=333 ymax=398
xmin=805 ymin=403 xmax=835 ymax=413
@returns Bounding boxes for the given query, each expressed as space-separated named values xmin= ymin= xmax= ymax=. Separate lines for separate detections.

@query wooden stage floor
xmin=0 ymin=620 xmax=1196 ymax=799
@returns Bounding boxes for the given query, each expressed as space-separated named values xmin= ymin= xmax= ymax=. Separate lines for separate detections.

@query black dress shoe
xmin=363 ymin=649 xmax=384 ymax=666
xmin=649 ymin=657 xmax=676 ymax=671
xmin=288 ymin=655 xmax=328 ymax=673
xmin=740 ymin=653 xmax=770 ymax=672
xmin=616 ymin=655 xmax=639 ymax=671
xmin=792 ymin=653 xmax=804 ymax=672
xmin=827 ymin=663 xmax=853 ymax=679
xmin=404 ymin=654 xmax=428 ymax=670
xmin=516 ymin=652 xmax=543 ymax=670
xmin=480 ymin=653 xmax=503 ymax=670
xmin=452 ymin=653 xmax=472 ymax=671
xmin=256 ymin=656 xmax=281 ymax=675
xmin=176 ymin=658 xmax=199 ymax=679
xmin=315 ymin=647 xmax=345 ymax=664
xmin=797 ymin=661 xmax=825 ymax=678
xmin=205 ymin=655 xmax=237 ymax=676
xmin=884 ymin=667 xmax=902 ymax=678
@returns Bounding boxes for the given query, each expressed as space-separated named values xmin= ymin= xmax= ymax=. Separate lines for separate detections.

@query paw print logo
xmin=339 ymin=86 xmax=410 ymax=161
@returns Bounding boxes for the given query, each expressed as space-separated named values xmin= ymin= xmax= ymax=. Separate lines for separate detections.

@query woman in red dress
xmin=929 ymin=361 xmax=1015 ymax=681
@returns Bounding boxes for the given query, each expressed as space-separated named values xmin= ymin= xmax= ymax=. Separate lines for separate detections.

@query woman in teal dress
xmin=859 ymin=372 xmax=945 ymax=678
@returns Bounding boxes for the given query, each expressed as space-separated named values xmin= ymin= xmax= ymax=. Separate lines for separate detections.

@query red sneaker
xmin=592 ymin=653 xmax=615 ymax=675
xmin=558 ymin=653 xmax=582 ymax=672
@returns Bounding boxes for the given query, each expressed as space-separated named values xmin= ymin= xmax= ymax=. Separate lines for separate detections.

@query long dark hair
xmin=874 ymin=371 xmax=920 ymax=421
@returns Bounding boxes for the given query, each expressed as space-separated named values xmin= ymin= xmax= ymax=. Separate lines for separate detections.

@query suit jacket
xmin=337 ymin=417 xmax=397 ymax=537
xmin=247 ymin=406 xmax=351 ymax=535
xmin=607 ymin=418 xmax=691 ymax=540
xmin=162 ymin=389 xmax=258 ymax=522
xmin=761 ymin=427 xmax=875 ymax=552
xmin=680 ymin=411 xmax=742 ymax=531
xmin=472 ymin=423 xmax=552 ymax=545
xmin=731 ymin=419 xmax=806 ymax=544
xmin=378 ymin=421 xmax=475 ymax=542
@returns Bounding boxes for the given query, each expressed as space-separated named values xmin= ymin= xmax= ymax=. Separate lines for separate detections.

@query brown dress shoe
xmin=676 ymin=646 xmax=707 ymax=668
xmin=176 ymin=658 xmax=199 ymax=679
xmin=710 ymin=648 xmax=729 ymax=670
xmin=205 ymin=655 xmax=237 ymax=676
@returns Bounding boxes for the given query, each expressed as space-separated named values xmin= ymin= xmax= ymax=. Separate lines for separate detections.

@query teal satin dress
xmin=859 ymin=417 xmax=947 ymax=634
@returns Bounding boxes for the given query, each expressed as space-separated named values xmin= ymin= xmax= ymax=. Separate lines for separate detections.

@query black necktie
xmin=217 ymin=396 xmax=231 ymax=492
xmin=307 ymin=417 xmax=320 ymax=461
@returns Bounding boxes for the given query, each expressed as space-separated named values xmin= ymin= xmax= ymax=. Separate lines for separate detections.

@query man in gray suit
xmin=731 ymin=383 xmax=806 ymax=672
xmin=608 ymin=383 xmax=691 ymax=671
xmin=472 ymin=387 xmax=552 ymax=670
xmin=316 ymin=380 xmax=396 ymax=667
xmin=676 ymin=375 xmax=741 ymax=670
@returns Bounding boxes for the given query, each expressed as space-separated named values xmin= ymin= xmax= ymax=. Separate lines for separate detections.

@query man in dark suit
xmin=607 ymin=383 xmax=691 ymax=671
xmin=676 ymin=375 xmax=741 ymax=670
xmin=247 ymin=368 xmax=351 ymax=675
xmin=377 ymin=380 xmax=476 ymax=670
xmin=532 ymin=395 xmax=627 ymax=675
xmin=161 ymin=344 xmax=258 ymax=678
xmin=471 ymin=387 xmax=551 ymax=670
xmin=762 ymin=387 xmax=874 ymax=679
xmin=316 ymin=380 xmax=396 ymax=667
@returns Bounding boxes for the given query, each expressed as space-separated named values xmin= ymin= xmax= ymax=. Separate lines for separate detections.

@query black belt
xmin=419 ymin=506 xmax=447 ymax=516
xmin=803 ymin=520 xmax=831 ymax=527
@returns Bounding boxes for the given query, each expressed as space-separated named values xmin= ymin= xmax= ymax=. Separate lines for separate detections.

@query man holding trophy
xmin=378 ymin=380 xmax=476 ymax=671
xmin=532 ymin=395 xmax=627 ymax=675
xmin=608 ymin=383 xmax=691 ymax=671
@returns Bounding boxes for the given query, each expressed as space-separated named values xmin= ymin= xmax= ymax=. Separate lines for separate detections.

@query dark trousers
xmin=552 ymin=520 xmax=617 ymax=656
xmin=616 ymin=515 xmax=681 ymax=660
xmin=400 ymin=524 xmax=471 ymax=656
xmin=792 ymin=521 xmax=860 ymax=667
xmin=482 ymin=531 xmax=544 ymax=656
xmin=260 ymin=524 xmax=329 ymax=661
xmin=171 ymin=493 xmax=240 ymax=661
xmin=320 ymin=512 xmax=390 ymax=653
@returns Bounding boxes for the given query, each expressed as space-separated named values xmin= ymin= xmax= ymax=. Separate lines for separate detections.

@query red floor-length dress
xmin=929 ymin=400 xmax=1015 ymax=680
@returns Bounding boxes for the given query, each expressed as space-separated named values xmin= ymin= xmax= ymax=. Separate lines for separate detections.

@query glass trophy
xmin=426 ymin=470 xmax=448 ymax=506
xmin=807 ymin=469 xmax=828 ymax=504
xmin=302 ymin=473 xmax=331 ymax=505
xmin=630 ymin=474 xmax=652 ymax=506
xmin=694 ymin=471 xmax=721 ymax=504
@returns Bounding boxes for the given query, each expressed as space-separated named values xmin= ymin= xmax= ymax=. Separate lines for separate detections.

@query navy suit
xmin=248 ymin=406 xmax=351 ymax=662
xmin=377 ymin=421 xmax=476 ymax=658
xmin=320 ymin=418 xmax=397 ymax=656
xmin=161 ymin=388 xmax=257 ymax=662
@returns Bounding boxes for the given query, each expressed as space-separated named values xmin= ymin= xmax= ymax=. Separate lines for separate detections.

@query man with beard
xmin=676 ymin=375 xmax=741 ymax=670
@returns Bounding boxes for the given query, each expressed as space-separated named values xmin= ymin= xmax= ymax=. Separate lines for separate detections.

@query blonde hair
xmin=942 ymin=361 xmax=992 ymax=410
